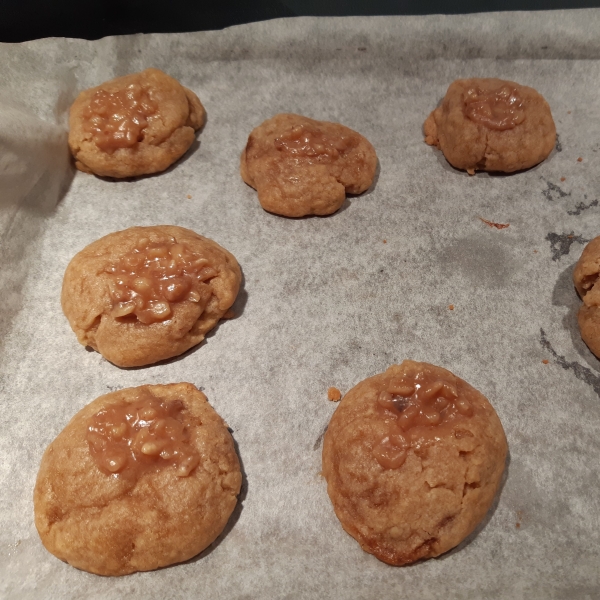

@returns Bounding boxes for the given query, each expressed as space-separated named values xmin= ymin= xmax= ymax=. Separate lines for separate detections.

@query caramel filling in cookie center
xmin=373 ymin=372 xmax=473 ymax=469
xmin=274 ymin=124 xmax=355 ymax=162
xmin=464 ymin=85 xmax=525 ymax=131
xmin=83 ymin=84 xmax=158 ymax=153
xmin=87 ymin=389 xmax=200 ymax=478
xmin=106 ymin=237 xmax=217 ymax=325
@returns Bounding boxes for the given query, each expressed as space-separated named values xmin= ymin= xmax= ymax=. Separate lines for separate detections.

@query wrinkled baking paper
xmin=1 ymin=10 xmax=600 ymax=599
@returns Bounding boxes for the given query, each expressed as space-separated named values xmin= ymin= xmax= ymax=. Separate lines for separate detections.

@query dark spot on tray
xmin=555 ymin=134 xmax=562 ymax=152
xmin=541 ymin=177 xmax=570 ymax=202
xmin=567 ymin=199 xmax=598 ymax=216
xmin=313 ymin=424 xmax=328 ymax=451
xmin=436 ymin=235 xmax=517 ymax=289
xmin=540 ymin=328 xmax=600 ymax=396
xmin=545 ymin=232 xmax=589 ymax=261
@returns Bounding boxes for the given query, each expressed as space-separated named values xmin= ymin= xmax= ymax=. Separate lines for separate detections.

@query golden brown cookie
xmin=34 ymin=383 xmax=242 ymax=576
xmin=573 ymin=236 xmax=600 ymax=357
xmin=240 ymin=113 xmax=377 ymax=217
xmin=61 ymin=225 xmax=241 ymax=367
xmin=69 ymin=68 xmax=205 ymax=178
xmin=424 ymin=78 xmax=556 ymax=174
xmin=322 ymin=360 xmax=508 ymax=565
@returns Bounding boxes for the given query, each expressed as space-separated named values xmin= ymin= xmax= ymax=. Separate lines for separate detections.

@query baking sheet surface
xmin=1 ymin=10 xmax=600 ymax=599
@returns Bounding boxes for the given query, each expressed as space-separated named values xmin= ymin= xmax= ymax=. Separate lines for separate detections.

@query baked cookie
xmin=61 ymin=225 xmax=241 ymax=367
xmin=322 ymin=360 xmax=507 ymax=565
xmin=240 ymin=113 xmax=377 ymax=217
xmin=573 ymin=236 xmax=600 ymax=358
xmin=34 ymin=383 xmax=242 ymax=576
xmin=424 ymin=78 xmax=556 ymax=174
xmin=69 ymin=68 xmax=205 ymax=178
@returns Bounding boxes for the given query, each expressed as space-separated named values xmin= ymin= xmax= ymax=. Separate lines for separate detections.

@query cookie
xmin=240 ymin=113 xmax=377 ymax=217
xmin=69 ymin=68 xmax=205 ymax=178
xmin=61 ymin=225 xmax=241 ymax=367
xmin=573 ymin=236 xmax=600 ymax=358
xmin=424 ymin=78 xmax=556 ymax=174
xmin=34 ymin=383 xmax=242 ymax=576
xmin=322 ymin=360 xmax=508 ymax=565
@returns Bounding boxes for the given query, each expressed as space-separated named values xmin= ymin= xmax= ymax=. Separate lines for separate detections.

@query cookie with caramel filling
xmin=69 ymin=68 xmax=205 ymax=178
xmin=322 ymin=360 xmax=507 ymax=565
xmin=240 ymin=113 xmax=377 ymax=217
xmin=61 ymin=225 xmax=241 ymax=367
xmin=424 ymin=78 xmax=555 ymax=174
xmin=573 ymin=236 xmax=600 ymax=358
xmin=34 ymin=383 xmax=242 ymax=576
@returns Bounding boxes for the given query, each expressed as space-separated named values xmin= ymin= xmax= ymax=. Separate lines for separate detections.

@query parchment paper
xmin=1 ymin=10 xmax=600 ymax=599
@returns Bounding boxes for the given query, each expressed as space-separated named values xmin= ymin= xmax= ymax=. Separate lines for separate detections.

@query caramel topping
xmin=106 ymin=237 xmax=216 ymax=324
xmin=87 ymin=388 xmax=200 ymax=478
xmin=274 ymin=123 xmax=355 ymax=163
xmin=464 ymin=85 xmax=525 ymax=131
xmin=373 ymin=371 xmax=474 ymax=470
xmin=83 ymin=84 xmax=158 ymax=153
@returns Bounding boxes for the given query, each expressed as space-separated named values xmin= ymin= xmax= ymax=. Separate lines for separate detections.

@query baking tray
xmin=1 ymin=10 xmax=599 ymax=599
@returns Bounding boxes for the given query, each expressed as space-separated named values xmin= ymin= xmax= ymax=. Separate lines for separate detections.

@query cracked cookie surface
xmin=69 ymin=68 xmax=205 ymax=178
xmin=240 ymin=113 xmax=377 ymax=217
xmin=61 ymin=225 xmax=241 ymax=367
xmin=424 ymin=78 xmax=555 ymax=174
xmin=322 ymin=360 xmax=507 ymax=565
xmin=34 ymin=383 xmax=242 ymax=576
xmin=573 ymin=236 xmax=600 ymax=358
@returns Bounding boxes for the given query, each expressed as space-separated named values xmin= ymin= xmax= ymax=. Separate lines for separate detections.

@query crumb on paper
xmin=516 ymin=509 xmax=524 ymax=528
xmin=479 ymin=217 xmax=510 ymax=230
xmin=560 ymin=177 xmax=566 ymax=182
xmin=383 ymin=239 xmax=387 ymax=244
xmin=578 ymin=157 xmax=583 ymax=162
xmin=223 ymin=309 xmax=236 ymax=319
xmin=187 ymin=194 xmax=192 ymax=199
xmin=568 ymin=235 xmax=574 ymax=239
xmin=542 ymin=359 xmax=549 ymax=364
xmin=568 ymin=110 xmax=572 ymax=114
xmin=328 ymin=387 xmax=342 ymax=402
xmin=533 ymin=249 xmax=538 ymax=253
xmin=448 ymin=304 xmax=454 ymax=310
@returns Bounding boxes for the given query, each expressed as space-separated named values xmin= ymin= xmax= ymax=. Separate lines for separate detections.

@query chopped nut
xmin=87 ymin=390 xmax=199 ymax=478
xmin=106 ymin=238 xmax=214 ymax=324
